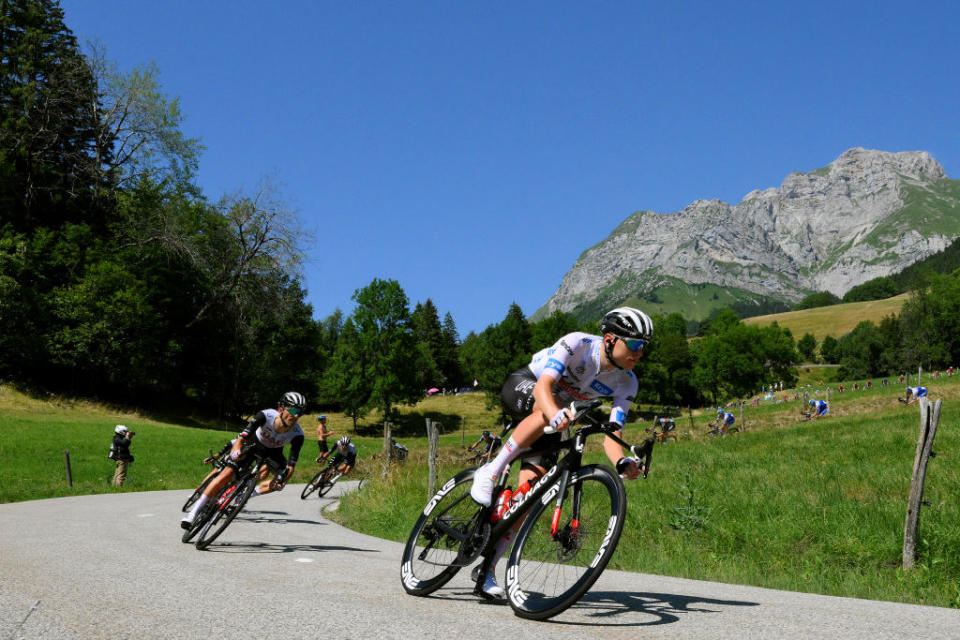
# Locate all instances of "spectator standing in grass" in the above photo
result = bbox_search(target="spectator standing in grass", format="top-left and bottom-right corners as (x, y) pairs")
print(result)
(111, 425), (135, 487)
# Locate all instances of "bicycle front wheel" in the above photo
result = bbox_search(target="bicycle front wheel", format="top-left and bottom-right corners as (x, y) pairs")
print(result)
(506, 464), (626, 620)
(301, 469), (325, 499)
(401, 468), (481, 596)
(182, 472), (217, 512)
(195, 474), (256, 550)
(317, 471), (342, 497)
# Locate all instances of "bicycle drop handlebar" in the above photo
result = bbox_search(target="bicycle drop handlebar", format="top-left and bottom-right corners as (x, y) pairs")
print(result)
(543, 399), (654, 479)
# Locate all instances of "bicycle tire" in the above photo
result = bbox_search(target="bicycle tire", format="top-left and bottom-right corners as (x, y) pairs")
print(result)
(317, 471), (342, 497)
(401, 468), (480, 596)
(195, 473), (257, 550)
(301, 468), (325, 500)
(181, 499), (215, 543)
(506, 464), (626, 620)
(182, 472), (218, 512)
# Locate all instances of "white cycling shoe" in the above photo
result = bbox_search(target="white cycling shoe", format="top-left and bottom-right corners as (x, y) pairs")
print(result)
(471, 565), (504, 599)
(470, 463), (496, 507)
(180, 512), (196, 530)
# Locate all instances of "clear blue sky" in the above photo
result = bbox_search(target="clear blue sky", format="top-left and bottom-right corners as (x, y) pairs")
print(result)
(59, 0), (960, 336)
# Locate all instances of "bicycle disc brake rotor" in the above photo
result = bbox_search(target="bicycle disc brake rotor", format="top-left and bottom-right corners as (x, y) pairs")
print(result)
(554, 523), (585, 563)
(456, 518), (490, 566)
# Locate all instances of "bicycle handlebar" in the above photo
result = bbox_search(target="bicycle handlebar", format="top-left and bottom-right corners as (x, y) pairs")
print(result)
(544, 399), (654, 479)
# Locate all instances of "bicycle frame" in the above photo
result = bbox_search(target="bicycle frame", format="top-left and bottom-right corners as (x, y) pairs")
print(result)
(453, 400), (652, 595)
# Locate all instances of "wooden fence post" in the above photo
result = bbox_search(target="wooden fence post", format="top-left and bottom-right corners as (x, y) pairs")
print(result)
(382, 421), (393, 477)
(903, 397), (942, 570)
(426, 418), (439, 497)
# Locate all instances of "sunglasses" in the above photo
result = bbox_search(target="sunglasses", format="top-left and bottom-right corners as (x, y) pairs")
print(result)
(621, 338), (648, 352)
(285, 406), (304, 417)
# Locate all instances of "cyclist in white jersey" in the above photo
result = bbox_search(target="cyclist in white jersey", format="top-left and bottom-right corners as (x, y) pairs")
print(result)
(468, 307), (652, 598)
(181, 391), (306, 529)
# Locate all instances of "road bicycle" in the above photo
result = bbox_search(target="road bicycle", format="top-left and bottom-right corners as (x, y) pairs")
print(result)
(705, 420), (739, 437)
(181, 449), (225, 512)
(301, 456), (344, 499)
(400, 399), (654, 621)
(645, 417), (677, 444)
(184, 450), (279, 550)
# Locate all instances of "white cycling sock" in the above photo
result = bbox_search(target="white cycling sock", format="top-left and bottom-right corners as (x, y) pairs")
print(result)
(485, 437), (520, 477)
(189, 494), (209, 518)
(490, 532), (513, 567)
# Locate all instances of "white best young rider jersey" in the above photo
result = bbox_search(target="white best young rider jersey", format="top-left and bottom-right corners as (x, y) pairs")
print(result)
(528, 332), (638, 425)
(255, 409), (305, 448)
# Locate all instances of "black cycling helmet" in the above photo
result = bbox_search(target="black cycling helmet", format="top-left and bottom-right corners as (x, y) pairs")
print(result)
(601, 306), (653, 369)
(279, 391), (306, 410)
(601, 307), (654, 342)
(482, 430), (491, 437)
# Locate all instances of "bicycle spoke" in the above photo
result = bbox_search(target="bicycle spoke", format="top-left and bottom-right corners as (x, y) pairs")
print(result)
(507, 465), (625, 620)
(401, 470), (479, 594)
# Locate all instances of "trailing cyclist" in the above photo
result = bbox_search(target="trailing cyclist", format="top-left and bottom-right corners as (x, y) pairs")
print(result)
(904, 386), (928, 405)
(180, 391), (307, 530)
(327, 435), (357, 477)
(808, 398), (829, 419)
(467, 430), (502, 463)
(467, 307), (650, 598)
(715, 408), (736, 432)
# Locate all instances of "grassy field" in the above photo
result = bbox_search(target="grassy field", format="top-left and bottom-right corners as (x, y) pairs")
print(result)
(742, 293), (910, 341)
(331, 376), (960, 609)
(2, 378), (957, 608)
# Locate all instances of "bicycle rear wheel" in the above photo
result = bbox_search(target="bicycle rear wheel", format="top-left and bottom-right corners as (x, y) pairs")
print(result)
(301, 468), (326, 499)
(401, 468), (482, 596)
(317, 471), (342, 497)
(195, 473), (257, 550)
(506, 464), (626, 620)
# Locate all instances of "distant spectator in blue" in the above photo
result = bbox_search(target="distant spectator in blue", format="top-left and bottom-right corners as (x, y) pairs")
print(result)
(904, 386), (928, 405)
(808, 399), (829, 419)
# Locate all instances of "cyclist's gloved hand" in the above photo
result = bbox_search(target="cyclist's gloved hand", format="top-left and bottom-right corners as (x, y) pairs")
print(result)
(547, 408), (573, 432)
(616, 457), (641, 480)
(274, 466), (291, 489)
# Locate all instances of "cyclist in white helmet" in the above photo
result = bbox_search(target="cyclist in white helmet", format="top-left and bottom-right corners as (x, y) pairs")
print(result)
(181, 391), (307, 530)
(467, 306), (652, 598)
(325, 435), (358, 477)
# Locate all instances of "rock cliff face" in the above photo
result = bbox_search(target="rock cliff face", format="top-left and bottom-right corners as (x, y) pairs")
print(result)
(540, 148), (959, 317)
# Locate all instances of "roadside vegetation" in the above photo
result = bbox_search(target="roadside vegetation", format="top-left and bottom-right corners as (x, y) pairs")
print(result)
(3, 377), (958, 608)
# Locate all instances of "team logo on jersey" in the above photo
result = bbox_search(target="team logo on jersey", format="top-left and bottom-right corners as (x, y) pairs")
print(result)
(590, 380), (614, 396)
(559, 339), (575, 356)
(575, 366), (585, 375)
(545, 359), (565, 374)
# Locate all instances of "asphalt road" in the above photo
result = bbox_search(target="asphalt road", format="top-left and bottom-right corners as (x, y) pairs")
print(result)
(1, 482), (957, 640)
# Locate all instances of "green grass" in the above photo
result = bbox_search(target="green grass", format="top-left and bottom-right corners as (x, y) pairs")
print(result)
(742, 293), (910, 342)
(3, 379), (958, 608)
(332, 376), (960, 608)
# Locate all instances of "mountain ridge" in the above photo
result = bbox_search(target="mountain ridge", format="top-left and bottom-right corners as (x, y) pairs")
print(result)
(535, 148), (960, 322)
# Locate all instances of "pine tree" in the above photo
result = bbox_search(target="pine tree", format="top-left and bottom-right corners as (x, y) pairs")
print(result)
(0, 0), (106, 231)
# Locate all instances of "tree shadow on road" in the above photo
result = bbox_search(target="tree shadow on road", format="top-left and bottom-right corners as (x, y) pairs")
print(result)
(551, 590), (759, 627)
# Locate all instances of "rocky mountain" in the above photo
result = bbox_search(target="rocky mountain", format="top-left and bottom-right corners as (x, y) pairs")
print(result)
(535, 148), (960, 322)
